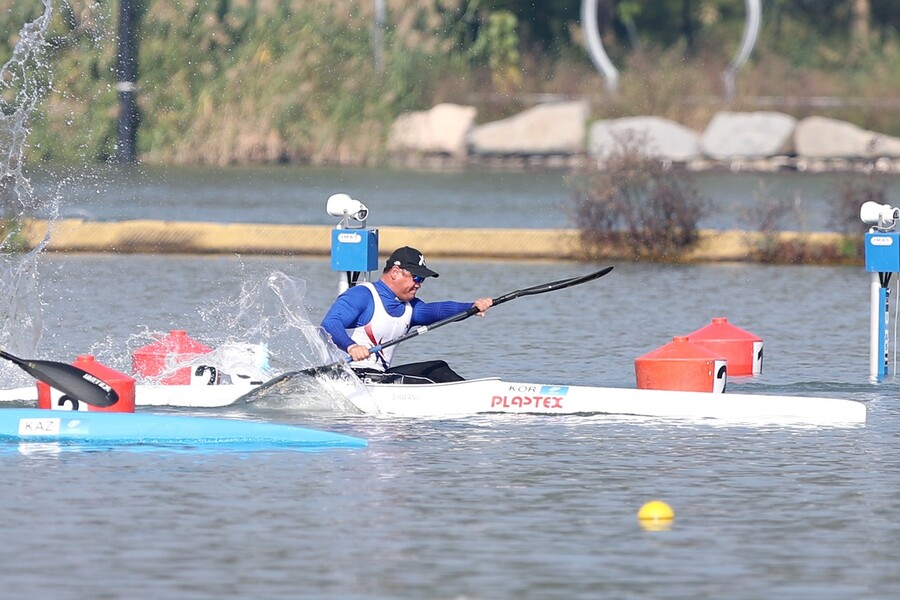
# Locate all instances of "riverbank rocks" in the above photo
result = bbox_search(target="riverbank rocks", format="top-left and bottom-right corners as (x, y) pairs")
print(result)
(589, 116), (700, 162)
(385, 101), (900, 172)
(794, 116), (900, 159)
(387, 103), (477, 158)
(700, 111), (796, 159)
(467, 100), (589, 155)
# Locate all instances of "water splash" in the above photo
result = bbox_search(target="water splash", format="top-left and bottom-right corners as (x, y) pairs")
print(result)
(197, 271), (345, 369)
(118, 270), (367, 413)
(0, 1), (57, 385)
(1, 0), (55, 231)
(197, 271), (366, 412)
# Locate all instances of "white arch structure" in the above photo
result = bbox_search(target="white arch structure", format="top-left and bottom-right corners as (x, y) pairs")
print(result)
(581, 0), (761, 96)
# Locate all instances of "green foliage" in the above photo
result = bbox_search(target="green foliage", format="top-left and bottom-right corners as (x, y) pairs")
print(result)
(469, 10), (521, 90)
(4, 0), (900, 165)
(5, 0), (460, 164)
(0, 218), (28, 253)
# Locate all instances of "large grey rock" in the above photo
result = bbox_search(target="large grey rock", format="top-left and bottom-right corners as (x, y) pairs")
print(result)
(794, 116), (900, 158)
(700, 111), (796, 159)
(467, 101), (589, 155)
(387, 103), (477, 157)
(588, 116), (700, 162)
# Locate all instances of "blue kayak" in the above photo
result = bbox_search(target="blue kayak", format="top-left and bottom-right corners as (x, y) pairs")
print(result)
(0, 408), (367, 450)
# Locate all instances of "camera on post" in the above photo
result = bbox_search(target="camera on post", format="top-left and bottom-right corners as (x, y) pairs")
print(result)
(326, 193), (368, 226)
(860, 201), (900, 231)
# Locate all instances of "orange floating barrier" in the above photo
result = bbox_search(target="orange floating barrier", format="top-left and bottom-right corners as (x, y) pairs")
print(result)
(132, 329), (212, 384)
(37, 354), (135, 413)
(634, 336), (727, 393)
(686, 317), (763, 376)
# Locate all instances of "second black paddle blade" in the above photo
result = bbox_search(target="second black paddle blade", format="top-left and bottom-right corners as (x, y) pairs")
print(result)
(0, 351), (119, 408)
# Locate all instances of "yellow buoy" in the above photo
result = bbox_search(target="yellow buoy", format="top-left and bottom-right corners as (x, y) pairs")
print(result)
(638, 500), (674, 531)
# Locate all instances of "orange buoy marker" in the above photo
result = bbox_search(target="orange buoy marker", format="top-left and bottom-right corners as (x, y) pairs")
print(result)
(132, 329), (212, 384)
(687, 317), (763, 376)
(37, 355), (135, 413)
(634, 336), (727, 393)
(638, 500), (674, 531)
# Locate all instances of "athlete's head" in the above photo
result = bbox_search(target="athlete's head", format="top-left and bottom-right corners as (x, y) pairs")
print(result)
(382, 246), (438, 301)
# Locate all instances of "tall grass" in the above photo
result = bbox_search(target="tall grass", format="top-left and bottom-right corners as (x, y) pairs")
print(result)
(4, 0), (465, 165)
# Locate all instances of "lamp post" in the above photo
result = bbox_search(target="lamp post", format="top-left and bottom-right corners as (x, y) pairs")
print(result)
(116, 0), (137, 164)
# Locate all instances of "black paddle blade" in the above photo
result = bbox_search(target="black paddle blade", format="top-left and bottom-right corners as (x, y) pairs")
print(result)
(235, 362), (346, 404)
(493, 266), (614, 306)
(0, 350), (119, 408)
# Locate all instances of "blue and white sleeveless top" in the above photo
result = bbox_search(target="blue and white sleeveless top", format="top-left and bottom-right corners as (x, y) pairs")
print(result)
(348, 283), (412, 370)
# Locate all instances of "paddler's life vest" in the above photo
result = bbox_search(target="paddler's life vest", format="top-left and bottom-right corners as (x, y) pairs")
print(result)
(347, 282), (412, 371)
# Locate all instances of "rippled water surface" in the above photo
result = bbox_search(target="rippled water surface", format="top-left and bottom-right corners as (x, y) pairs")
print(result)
(2, 252), (899, 600)
(28, 164), (900, 231)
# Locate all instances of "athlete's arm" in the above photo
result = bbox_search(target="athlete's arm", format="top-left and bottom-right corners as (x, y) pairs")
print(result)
(410, 299), (481, 326)
(320, 287), (375, 352)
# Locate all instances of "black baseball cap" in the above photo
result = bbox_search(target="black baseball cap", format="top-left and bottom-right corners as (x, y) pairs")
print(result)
(385, 246), (439, 278)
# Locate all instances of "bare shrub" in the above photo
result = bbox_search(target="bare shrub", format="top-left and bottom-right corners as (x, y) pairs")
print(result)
(567, 133), (709, 261)
(740, 181), (797, 234)
(756, 238), (858, 266)
(829, 175), (889, 234)
(740, 180), (864, 264)
(739, 181), (798, 263)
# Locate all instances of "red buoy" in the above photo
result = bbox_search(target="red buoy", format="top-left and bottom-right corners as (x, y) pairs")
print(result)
(132, 330), (212, 384)
(686, 317), (763, 376)
(634, 337), (727, 393)
(37, 355), (135, 413)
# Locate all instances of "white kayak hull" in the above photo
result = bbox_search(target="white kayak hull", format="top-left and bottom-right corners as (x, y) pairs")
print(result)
(358, 378), (866, 425)
(0, 377), (867, 425)
(0, 384), (244, 409)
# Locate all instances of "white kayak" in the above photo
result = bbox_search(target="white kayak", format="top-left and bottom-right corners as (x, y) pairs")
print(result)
(341, 378), (866, 425)
(0, 376), (867, 426)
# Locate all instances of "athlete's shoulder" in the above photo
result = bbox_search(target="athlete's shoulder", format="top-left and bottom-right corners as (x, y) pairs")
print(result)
(334, 283), (374, 305)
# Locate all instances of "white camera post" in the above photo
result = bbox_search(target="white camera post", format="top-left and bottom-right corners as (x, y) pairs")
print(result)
(861, 201), (900, 381)
(326, 193), (378, 294)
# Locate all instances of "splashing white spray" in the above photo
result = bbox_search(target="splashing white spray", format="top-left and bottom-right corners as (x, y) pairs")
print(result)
(197, 271), (366, 412)
(0, 1), (56, 384)
(116, 270), (367, 413)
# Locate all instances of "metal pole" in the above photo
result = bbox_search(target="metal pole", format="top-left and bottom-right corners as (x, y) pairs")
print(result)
(581, 0), (619, 93)
(870, 272), (882, 381)
(723, 0), (761, 100)
(373, 0), (385, 74)
(116, 0), (137, 164)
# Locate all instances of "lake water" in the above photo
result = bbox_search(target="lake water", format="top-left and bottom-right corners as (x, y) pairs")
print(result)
(26, 164), (900, 232)
(3, 167), (900, 599)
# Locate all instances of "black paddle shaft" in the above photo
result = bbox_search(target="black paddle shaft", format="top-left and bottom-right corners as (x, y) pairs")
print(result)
(0, 350), (119, 408)
(371, 266), (616, 354)
(492, 266), (614, 306)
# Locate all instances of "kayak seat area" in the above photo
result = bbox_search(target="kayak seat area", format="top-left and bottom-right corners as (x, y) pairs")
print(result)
(352, 368), (438, 385)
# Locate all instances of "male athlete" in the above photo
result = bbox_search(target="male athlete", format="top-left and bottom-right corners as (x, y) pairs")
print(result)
(320, 246), (493, 383)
